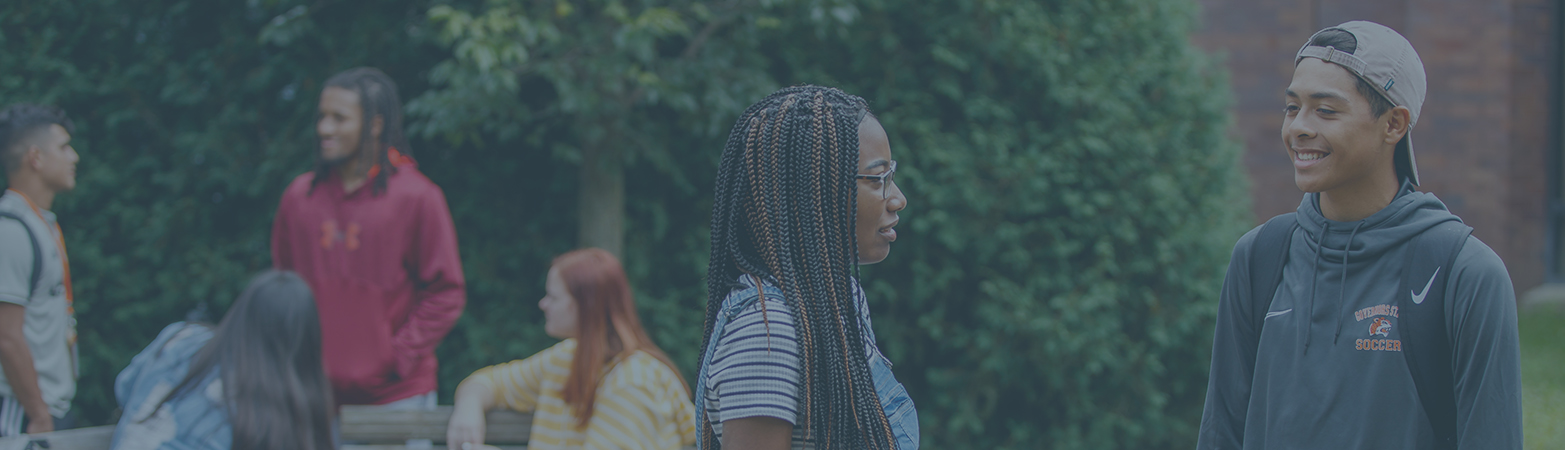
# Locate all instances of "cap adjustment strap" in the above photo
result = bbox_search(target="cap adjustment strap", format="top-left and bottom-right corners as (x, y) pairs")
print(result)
(1298, 45), (1370, 79)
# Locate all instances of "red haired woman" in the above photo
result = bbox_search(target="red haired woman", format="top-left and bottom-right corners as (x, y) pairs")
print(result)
(446, 249), (696, 450)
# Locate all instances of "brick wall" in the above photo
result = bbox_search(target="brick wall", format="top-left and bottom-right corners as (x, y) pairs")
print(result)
(1191, 0), (1558, 291)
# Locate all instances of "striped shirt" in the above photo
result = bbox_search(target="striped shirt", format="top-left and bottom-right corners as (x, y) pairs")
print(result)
(472, 339), (697, 450)
(702, 277), (879, 449)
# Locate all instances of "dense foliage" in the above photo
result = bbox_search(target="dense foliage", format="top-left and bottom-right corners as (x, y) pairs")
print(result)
(0, 0), (1248, 448)
(764, 1), (1252, 446)
(0, 0), (451, 426)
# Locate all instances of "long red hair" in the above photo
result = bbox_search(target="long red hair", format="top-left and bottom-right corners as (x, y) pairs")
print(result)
(553, 248), (689, 428)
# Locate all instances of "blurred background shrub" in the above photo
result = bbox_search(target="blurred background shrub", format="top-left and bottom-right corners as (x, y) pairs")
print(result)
(0, 0), (1248, 448)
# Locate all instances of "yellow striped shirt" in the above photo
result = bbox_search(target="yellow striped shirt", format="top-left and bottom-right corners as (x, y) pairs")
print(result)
(472, 339), (697, 450)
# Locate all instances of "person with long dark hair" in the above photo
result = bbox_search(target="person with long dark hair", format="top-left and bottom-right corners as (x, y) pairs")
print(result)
(696, 85), (917, 450)
(446, 249), (696, 450)
(271, 67), (466, 409)
(110, 270), (334, 450)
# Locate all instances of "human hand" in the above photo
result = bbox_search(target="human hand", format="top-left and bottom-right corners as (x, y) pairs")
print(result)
(24, 414), (53, 434)
(392, 343), (419, 382)
(446, 403), (486, 450)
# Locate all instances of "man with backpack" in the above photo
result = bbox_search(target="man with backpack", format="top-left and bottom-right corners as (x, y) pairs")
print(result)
(0, 104), (80, 436)
(1197, 22), (1522, 449)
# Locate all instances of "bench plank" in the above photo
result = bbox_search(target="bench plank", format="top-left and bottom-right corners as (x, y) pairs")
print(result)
(0, 413), (690, 450)
(0, 425), (114, 450)
(340, 405), (532, 444)
(342, 446), (525, 450)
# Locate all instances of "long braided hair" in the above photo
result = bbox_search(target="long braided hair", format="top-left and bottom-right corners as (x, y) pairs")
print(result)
(701, 85), (896, 450)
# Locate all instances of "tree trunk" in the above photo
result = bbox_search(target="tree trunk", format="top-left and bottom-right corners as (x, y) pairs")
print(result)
(577, 141), (624, 257)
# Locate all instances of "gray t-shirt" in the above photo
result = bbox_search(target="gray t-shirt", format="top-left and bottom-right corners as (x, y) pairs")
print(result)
(0, 191), (76, 416)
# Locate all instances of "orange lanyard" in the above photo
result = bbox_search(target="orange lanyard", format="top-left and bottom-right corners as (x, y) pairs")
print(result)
(6, 189), (73, 306)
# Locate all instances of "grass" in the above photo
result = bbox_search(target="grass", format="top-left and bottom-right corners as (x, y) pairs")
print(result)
(1521, 309), (1565, 449)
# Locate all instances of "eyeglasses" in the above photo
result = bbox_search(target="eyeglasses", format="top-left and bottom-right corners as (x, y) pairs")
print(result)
(854, 160), (897, 199)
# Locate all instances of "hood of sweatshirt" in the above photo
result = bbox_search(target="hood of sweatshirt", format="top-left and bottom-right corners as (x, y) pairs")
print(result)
(1291, 182), (1464, 353)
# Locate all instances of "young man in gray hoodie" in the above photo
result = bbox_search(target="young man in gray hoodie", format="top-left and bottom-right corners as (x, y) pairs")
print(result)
(1196, 22), (1522, 449)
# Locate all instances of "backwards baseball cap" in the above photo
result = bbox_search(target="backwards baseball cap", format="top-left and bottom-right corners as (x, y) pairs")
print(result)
(1295, 21), (1427, 185)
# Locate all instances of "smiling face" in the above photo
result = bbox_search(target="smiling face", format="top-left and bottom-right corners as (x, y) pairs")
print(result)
(540, 267), (580, 339)
(317, 86), (365, 164)
(1281, 58), (1404, 194)
(28, 124), (79, 193)
(854, 116), (907, 265)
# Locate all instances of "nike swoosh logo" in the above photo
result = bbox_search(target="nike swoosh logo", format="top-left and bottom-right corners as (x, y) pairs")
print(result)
(1411, 267), (1441, 305)
(1264, 309), (1293, 319)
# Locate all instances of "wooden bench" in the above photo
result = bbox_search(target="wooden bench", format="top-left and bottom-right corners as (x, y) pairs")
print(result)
(0, 426), (112, 450)
(0, 405), (535, 450)
(337, 406), (694, 450)
(339, 405), (532, 449)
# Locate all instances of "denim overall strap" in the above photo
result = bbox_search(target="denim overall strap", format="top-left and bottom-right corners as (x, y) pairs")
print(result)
(870, 348), (920, 450)
(695, 283), (784, 450)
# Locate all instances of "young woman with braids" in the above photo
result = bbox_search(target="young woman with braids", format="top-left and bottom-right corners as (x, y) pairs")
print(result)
(446, 249), (697, 450)
(696, 85), (916, 450)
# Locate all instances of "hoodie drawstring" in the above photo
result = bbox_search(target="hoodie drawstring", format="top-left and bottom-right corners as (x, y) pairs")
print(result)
(1332, 221), (1365, 344)
(1302, 220), (1327, 355)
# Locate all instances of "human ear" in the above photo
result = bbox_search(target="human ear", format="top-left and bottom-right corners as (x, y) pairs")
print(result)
(25, 146), (41, 169)
(1384, 106), (1412, 145)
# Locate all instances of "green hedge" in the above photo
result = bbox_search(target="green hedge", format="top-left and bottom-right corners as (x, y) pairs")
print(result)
(0, 1), (1248, 448)
(0, 0), (455, 425)
(761, 1), (1252, 446)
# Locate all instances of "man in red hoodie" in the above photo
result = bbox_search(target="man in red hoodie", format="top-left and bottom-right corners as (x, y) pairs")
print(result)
(271, 67), (465, 407)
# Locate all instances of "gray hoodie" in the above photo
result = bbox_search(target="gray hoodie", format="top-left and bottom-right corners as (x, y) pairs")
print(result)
(1197, 188), (1522, 450)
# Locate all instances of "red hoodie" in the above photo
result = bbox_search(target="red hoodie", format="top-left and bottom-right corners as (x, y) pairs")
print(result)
(271, 156), (466, 405)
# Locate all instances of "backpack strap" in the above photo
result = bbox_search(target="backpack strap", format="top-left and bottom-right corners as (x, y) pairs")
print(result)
(0, 211), (42, 297)
(1248, 213), (1298, 329)
(1398, 220), (1472, 450)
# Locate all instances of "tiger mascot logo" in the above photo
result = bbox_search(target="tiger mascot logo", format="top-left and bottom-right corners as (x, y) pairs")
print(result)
(1369, 317), (1393, 337)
